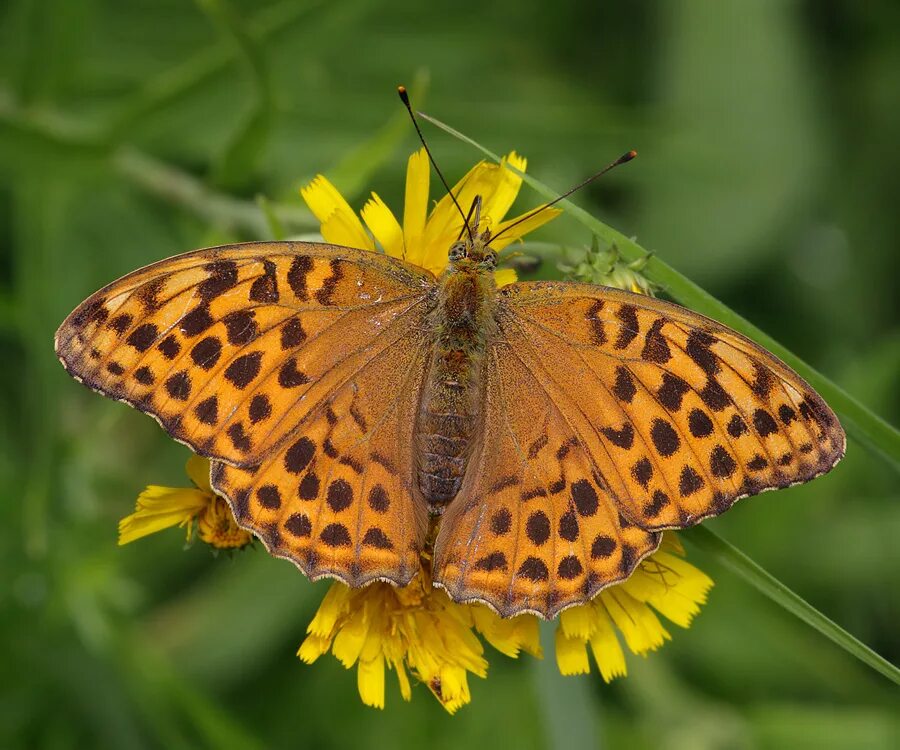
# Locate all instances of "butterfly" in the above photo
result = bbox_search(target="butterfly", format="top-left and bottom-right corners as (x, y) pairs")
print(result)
(55, 229), (845, 618)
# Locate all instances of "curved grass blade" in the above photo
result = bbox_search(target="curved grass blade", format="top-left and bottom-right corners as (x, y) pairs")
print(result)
(684, 526), (900, 686)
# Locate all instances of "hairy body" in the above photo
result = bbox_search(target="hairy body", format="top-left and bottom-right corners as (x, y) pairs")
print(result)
(416, 261), (497, 510)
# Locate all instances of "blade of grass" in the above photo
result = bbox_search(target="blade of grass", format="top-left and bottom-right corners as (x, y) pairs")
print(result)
(531, 621), (599, 750)
(684, 525), (900, 686)
(114, 147), (314, 236)
(420, 113), (900, 472)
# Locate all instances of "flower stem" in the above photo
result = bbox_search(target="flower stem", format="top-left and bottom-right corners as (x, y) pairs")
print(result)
(420, 113), (900, 472)
(683, 525), (900, 686)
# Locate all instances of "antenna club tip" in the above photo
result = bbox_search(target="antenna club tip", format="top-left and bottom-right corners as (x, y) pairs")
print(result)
(397, 85), (410, 104)
(623, 149), (638, 162)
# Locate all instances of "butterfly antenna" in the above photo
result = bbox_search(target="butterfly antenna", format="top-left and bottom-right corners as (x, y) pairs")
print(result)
(491, 150), (637, 245)
(398, 85), (475, 244)
(456, 196), (482, 240)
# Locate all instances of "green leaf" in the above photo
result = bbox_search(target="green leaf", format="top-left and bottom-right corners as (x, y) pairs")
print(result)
(684, 525), (900, 686)
(420, 113), (900, 472)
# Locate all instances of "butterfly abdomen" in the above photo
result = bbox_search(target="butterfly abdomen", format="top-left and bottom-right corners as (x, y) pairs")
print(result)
(416, 269), (497, 511)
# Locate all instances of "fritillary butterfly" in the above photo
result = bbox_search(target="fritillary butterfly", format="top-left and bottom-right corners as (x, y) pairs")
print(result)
(56, 231), (844, 618)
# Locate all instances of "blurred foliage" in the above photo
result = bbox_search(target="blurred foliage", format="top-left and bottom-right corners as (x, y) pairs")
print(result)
(1, 0), (898, 748)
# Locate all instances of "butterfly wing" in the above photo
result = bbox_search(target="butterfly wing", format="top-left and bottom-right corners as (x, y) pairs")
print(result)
(57, 241), (436, 586)
(432, 335), (663, 618)
(496, 281), (845, 530)
(210, 310), (432, 587)
(433, 281), (844, 618)
(55, 241), (434, 466)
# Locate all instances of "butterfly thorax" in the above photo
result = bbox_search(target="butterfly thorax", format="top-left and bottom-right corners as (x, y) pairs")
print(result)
(416, 257), (498, 512)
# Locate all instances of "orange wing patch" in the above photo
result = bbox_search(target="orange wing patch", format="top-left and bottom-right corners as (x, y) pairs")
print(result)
(497, 281), (845, 531)
(211, 321), (432, 587)
(57, 241), (436, 587)
(55, 242), (434, 467)
(433, 344), (662, 619)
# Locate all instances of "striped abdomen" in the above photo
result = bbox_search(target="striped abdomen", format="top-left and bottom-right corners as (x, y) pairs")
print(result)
(416, 269), (496, 510)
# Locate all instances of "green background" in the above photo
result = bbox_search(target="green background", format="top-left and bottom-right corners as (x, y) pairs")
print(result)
(1, 1), (897, 748)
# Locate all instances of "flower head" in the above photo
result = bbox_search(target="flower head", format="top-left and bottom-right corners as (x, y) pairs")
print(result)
(118, 455), (251, 550)
(300, 149), (561, 286)
(298, 563), (540, 713)
(560, 237), (658, 296)
(554, 535), (713, 681)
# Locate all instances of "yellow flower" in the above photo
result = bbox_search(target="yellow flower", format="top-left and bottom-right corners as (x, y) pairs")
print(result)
(118, 455), (251, 550)
(554, 534), (713, 681)
(298, 563), (540, 713)
(300, 149), (561, 286)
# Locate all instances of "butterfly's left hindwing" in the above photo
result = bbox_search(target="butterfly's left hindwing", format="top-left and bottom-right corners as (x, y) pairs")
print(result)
(210, 314), (433, 588)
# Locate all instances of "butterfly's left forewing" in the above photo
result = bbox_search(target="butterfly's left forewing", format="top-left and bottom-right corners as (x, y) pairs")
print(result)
(55, 242), (433, 467)
(57, 241), (437, 586)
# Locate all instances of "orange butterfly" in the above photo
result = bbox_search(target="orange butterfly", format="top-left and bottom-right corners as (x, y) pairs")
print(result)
(55, 223), (844, 618)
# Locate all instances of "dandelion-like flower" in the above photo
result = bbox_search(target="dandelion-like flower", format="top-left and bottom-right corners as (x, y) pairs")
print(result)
(297, 561), (541, 713)
(301, 148), (560, 286)
(118, 455), (251, 549)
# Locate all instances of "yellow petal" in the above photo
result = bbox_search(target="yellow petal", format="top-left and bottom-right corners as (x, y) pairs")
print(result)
(434, 665), (472, 714)
(305, 582), (351, 637)
(639, 552), (714, 628)
(357, 655), (386, 709)
(403, 148), (430, 264)
(185, 455), (212, 493)
(300, 175), (373, 250)
(481, 152), (528, 228)
(361, 192), (404, 259)
(555, 629), (591, 676)
(588, 608), (627, 683)
(471, 606), (540, 658)
(393, 658), (412, 702)
(422, 160), (498, 266)
(492, 206), (562, 251)
(492, 268), (518, 288)
(297, 634), (331, 664)
(117, 486), (209, 545)
(332, 607), (369, 667)
(601, 590), (670, 655)
(559, 604), (595, 640)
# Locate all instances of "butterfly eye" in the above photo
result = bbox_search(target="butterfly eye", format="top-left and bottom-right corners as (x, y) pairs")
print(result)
(448, 243), (467, 262)
(482, 251), (497, 269)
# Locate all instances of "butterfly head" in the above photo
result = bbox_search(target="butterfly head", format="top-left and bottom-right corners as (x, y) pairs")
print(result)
(447, 229), (498, 273)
